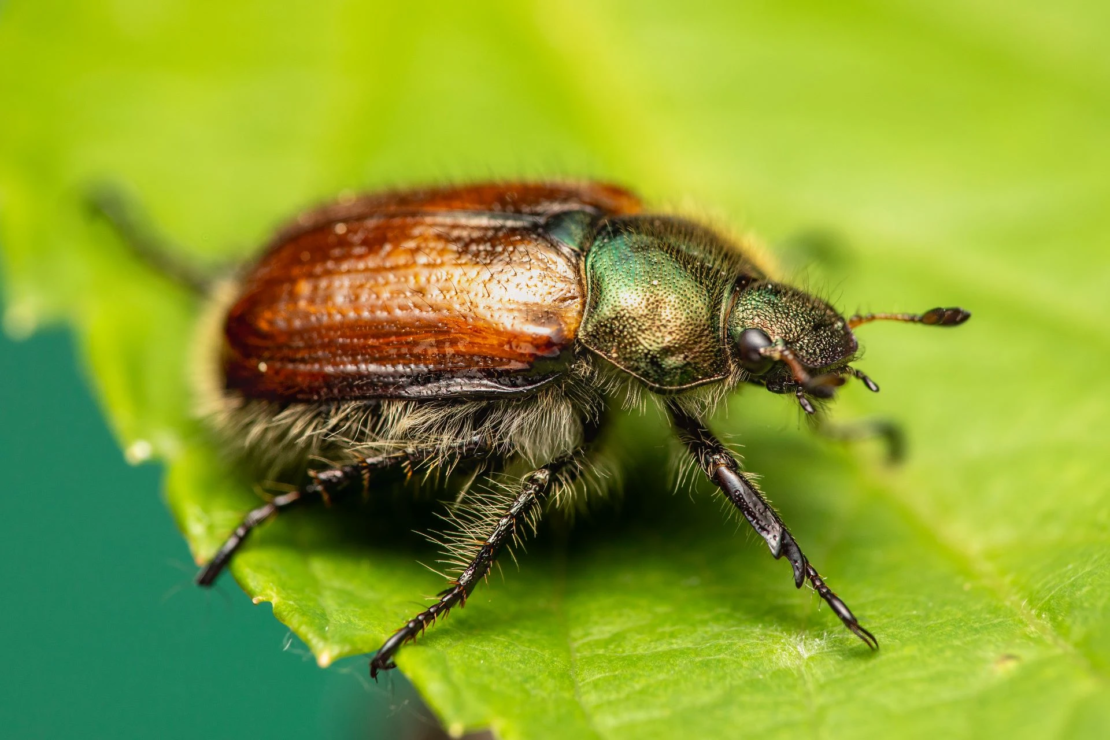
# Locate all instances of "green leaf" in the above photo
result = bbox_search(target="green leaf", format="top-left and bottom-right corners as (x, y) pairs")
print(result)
(3, 2), (1108, 739)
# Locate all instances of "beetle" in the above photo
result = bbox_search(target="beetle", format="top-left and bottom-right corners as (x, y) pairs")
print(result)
(92, 181), (969, 677)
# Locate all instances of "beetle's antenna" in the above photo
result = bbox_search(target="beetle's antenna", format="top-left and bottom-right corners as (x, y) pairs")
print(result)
(848, 306), (970, 329)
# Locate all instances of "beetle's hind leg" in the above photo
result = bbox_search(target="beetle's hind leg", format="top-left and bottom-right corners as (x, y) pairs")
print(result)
(369, 454), (577, 678)
(85, 183), (217, 294)
(667, 403), (878, 650)
(197, 439), (488, 587)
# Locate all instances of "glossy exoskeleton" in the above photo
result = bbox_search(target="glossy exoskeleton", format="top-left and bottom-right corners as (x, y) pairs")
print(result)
(94, 181), (970, 677)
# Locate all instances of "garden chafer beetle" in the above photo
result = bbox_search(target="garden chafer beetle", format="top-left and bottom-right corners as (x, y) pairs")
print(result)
(93, 181), (970, 676)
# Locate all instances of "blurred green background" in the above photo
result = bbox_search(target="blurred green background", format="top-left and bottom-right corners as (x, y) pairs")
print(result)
(2, 1), (1108, 739)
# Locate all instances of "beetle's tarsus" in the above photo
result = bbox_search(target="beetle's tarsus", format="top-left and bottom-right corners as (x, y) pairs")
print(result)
(369, 656), (396, 680)
(195, 493), (295, 587)
(851, 623), (880, 651)
(803, 562), (878, 650)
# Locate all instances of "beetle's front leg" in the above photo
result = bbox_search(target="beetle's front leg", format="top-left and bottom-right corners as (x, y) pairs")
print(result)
(369, 455), (575, 678)
(667, 403), (878, 649)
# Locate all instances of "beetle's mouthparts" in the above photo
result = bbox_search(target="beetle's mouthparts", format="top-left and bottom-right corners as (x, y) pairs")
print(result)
(848, 366), (880, 393)
(762, 347), (887, 415)
(760, 345), (848, 413)
(804, 373), (845, 399)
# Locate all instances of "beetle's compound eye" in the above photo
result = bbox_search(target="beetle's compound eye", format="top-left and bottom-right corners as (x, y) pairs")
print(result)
(736, 328), (774, 375)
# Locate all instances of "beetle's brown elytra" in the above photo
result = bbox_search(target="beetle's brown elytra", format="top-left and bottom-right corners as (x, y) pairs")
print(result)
(91, 181), (970, 677)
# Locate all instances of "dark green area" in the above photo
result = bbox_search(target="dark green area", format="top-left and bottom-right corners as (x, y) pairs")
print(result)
(0, 327), (432, 739)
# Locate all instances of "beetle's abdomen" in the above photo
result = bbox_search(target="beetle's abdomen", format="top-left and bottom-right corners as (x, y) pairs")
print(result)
(223, 213), (586, 401)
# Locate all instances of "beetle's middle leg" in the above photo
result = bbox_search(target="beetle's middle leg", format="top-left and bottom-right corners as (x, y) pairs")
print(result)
(196, 437), (488, 587)
(667, 403), (878, 649)
(369, 454), (576, 678)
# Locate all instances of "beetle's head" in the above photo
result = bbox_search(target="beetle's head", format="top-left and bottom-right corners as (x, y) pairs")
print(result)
(727, 280), (970, 413)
